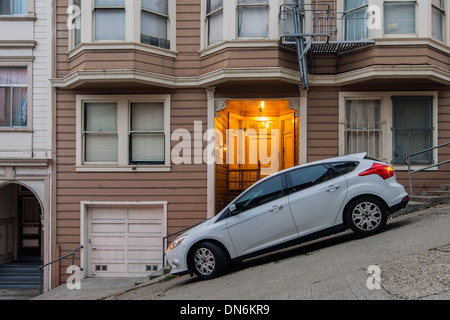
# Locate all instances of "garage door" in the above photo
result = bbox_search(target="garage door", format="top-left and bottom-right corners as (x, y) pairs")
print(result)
(87, 204), (166, 277)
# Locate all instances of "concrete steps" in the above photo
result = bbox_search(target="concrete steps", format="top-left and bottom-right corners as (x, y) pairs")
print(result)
(402, 185), (450, 214)
(0, 260), (42, 289)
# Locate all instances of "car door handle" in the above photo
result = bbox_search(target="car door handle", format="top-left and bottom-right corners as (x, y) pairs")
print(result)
(270, 205), (284, 213)
(326, 185), (341, 192)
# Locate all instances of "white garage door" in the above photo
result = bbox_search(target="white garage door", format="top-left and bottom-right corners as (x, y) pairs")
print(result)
(88, 204), (166, 277)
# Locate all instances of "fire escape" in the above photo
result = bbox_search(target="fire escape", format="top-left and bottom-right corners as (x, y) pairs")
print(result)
(279, 0), (376, 90)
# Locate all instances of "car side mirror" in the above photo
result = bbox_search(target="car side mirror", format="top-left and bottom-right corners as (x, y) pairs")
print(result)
(229, 204), (238, 215)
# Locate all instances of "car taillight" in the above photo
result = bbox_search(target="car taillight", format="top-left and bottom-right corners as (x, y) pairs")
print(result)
(359, 163), (395, 180)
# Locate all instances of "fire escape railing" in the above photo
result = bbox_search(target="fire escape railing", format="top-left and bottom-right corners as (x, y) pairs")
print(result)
(279, 0), (375, 89)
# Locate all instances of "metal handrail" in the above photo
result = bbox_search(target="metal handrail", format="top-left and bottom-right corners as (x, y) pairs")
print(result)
(161, 220), (208, 268)
(38, 245), (83, 294)
(403, 142), (450, 195)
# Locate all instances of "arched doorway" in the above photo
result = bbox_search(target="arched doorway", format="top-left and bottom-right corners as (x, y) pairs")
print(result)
(0, 182), (43, 264)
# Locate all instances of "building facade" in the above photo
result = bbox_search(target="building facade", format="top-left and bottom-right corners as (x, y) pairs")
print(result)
(0, 0), (52, 272)
(48, 0), (450, 288)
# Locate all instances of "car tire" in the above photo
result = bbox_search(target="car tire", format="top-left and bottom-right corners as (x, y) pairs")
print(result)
(345, 197), (388, 237)
(190, 242), (227, 280)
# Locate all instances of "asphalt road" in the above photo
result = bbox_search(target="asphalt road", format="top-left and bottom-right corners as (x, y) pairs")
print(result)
(112, 204), (450, 300)
(32, 204), (449, 301)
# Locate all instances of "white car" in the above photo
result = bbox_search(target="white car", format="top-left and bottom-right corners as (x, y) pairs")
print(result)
(165, 153), (409, 280)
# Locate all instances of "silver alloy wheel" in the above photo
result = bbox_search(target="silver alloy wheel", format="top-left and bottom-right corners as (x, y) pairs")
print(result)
(351, 201), (382, 231)
(194, 247), (216, 276)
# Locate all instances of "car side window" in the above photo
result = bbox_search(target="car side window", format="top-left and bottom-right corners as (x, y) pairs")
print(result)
(329, 162), (359, 175)
(288, 165), (332, 193)
(234, 175), (284, 212)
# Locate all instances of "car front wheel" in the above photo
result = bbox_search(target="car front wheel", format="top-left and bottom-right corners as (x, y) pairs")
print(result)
(190, 242), (227, 280)
(345, 197), (388, 236)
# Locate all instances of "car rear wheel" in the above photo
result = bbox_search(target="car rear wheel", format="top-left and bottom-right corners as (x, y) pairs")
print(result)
(190, 242), (227, 280)
(345, 197), (388, 236)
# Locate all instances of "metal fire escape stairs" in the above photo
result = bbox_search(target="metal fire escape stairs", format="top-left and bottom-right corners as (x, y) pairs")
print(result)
(279, 0), (376, 90)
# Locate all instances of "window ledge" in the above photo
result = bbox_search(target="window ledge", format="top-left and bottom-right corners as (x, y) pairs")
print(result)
(0, 15), (36, 21)
(75, 165), (171, 172)
(67, 42), (178, 60)
(199, 40), (279, 58)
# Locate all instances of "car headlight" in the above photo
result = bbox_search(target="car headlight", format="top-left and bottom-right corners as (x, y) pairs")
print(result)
(167, 235), (188, 253)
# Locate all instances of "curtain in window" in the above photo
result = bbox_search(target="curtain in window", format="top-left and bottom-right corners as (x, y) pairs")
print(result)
(238, 0), (269, 38)
(0, 68), (27, 127)
(345, 99), (381, 159)
(384, 2), (416, 35)
(0, 0), (27, 15)
(84, 102), (118, 162)
(207, 0), (223, 45)
(130, 102), (165, 164)
(392, 97), (433, 164)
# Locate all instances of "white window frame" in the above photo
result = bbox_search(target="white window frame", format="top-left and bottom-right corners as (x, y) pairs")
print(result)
(339, 91), (438, 171)
(76, 94), (171, 172)
(431, 0), (446, 42)
(382, 0), (418, 37)
(200, 0), (281, 53)
(0, 62), (33, 132)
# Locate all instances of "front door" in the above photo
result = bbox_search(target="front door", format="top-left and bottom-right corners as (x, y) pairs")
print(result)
(19, 196), (41, 257)
(226, 174), (298, 257)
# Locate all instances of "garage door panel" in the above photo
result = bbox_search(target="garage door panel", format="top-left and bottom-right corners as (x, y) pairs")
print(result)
(128, 223), (163, 234)
(88, 205), (165, 278)
(91, 208), (126, 220)
(90, 236), (125, 246)
(92, 223), (126, 233)
(128, 236), (160, 247)
(128, 207), (163, 220)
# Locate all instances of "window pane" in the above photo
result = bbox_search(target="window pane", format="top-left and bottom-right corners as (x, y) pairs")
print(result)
(0, 68), (27, 127)
(208, 10), (223, 45)
(238, 0), (268, 4)
(142, 0), (168, 15)
(130, 133), (165, 163)
(12, 0), (27, 14)
(84, 102), (118, 162)
(95, 9), (125, 40)
(289, 165), (332, 193)
(0, 1), (11, 14)
(345, 7), (368, 41)
(141, 10), (168, 48)
(393, 97), (433, 163)
(84, 102), (117, 132)
(432, 7), (444, 41)
(345, 99), (381, 159)
(207, 0), (223, 13)
(85, 133), (118, 162)
(131, 102), (164, 132)
(345, 0), (367, 11)
(94, 0), (125, 6)
(235, 175), (283, 212)
(238, 6), (268, 37)
(130, 102), (165, 164)
(384, 2), (416, 34)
